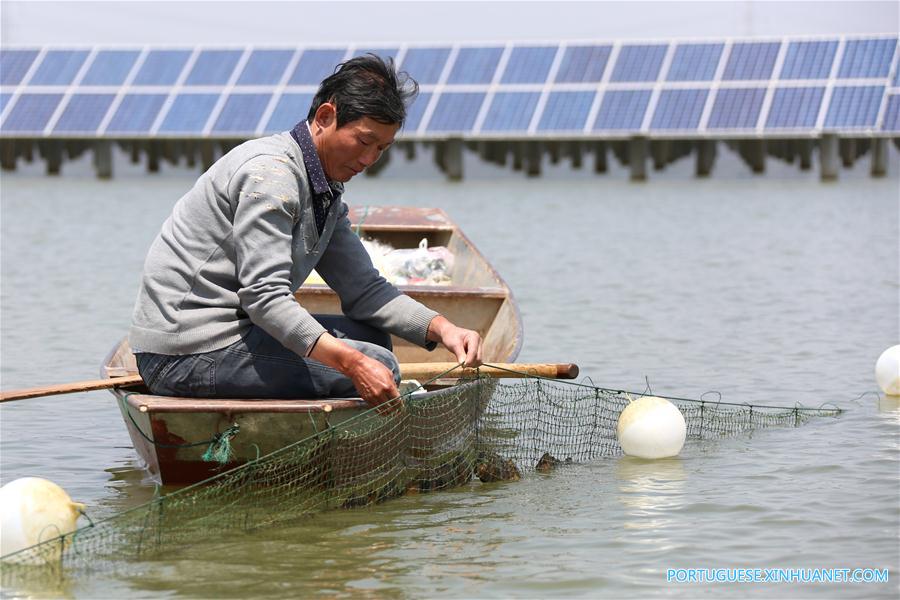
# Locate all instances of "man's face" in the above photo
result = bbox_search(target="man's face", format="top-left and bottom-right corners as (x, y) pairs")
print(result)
(310, 103), (400, 183)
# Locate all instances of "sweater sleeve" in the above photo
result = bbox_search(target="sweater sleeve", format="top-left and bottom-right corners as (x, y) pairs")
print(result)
(229, 156), (326, 356)
(315, 202), (439, 349)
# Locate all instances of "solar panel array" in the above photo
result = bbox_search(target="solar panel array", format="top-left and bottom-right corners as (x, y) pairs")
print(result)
(1, 36), (898, 139)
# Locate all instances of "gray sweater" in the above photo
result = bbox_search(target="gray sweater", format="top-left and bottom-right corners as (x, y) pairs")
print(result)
(130, 131), (438, 357)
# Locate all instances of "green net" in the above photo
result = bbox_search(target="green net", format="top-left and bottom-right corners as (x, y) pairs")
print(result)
(0, 373), (842, 584)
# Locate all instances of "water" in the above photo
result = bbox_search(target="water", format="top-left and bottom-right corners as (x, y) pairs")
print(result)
(1, 151), (898, 598)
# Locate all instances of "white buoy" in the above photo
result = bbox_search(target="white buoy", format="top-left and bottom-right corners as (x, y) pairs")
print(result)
(1, 477), (85, 564)
(875, 345), (900, 397)
(617, 396), (687, 459)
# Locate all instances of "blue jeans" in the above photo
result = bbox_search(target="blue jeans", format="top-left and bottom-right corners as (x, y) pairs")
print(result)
(135, 316), (400, 399)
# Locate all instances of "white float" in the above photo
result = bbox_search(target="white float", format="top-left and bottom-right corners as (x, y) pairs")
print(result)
(875, 345), (900, 397)
(1, 477), (85, 564)
(617, 396), (687, 459)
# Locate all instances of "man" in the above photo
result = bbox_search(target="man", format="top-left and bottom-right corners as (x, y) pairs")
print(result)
(130, 55), (482, 410)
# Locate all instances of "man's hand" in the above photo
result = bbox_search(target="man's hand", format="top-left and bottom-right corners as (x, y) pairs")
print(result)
(427, 315), (483, 368)
(309, 333), (399, 410)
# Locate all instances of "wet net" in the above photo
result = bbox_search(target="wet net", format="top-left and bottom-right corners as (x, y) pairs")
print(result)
(0, 371), (842, 583)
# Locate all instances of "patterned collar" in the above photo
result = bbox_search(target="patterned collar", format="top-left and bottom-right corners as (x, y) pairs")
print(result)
(290, 121), (343, 198)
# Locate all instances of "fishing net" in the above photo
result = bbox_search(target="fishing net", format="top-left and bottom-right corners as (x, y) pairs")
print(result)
(0, 372), (842, 584)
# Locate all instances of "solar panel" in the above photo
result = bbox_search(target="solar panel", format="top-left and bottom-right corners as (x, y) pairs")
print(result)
(53, 93), (115, 132)
(480, 91), (541, 131)
(132, 50), (191, 86)
(666, 43), (723, 81)
(184, 50), (242, 86)
(426, 92), (485, 131)
(29, 50), (89, 85)
(537, 91), (595, 131)
(1, 93), (63, 132)
(157, 93), (219, 133)
(650, 88), (708, 129)
(264, 92), (313, 132)
(882, 94), (900, 131)
(399, 47), (451, 85)
(779, 41), (837, 80)
(402, 91), (431, 132)
(105, 93), (167, 133)
(593, 89), (651, 130)
(236, 50), (294, 86)
(446, 47), (503, 84)
(722, 42), (780, 80)
(838, 38), (896, 78)
(765, 87), (825, 128)
(824, 85), (884, 128)
(288, 49), (346, 85)
(80, 50), (140, 86)
(895, 61), (900, 87)
(211, 93), (271, 133)
(1, 49), (39, 85)
(707, 88), (766, 129)
(0, 93), (11, 114)
(610, 44), (667, 82)
(554, 45), (611, 83)
(351, 48), (400, 61)
(501, 45), (557, 84)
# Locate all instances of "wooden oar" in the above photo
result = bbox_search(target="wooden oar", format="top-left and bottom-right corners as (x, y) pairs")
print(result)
(0, 362), (579, 403)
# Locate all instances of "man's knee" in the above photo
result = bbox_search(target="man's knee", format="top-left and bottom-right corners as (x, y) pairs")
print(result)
(366, 344), (401, 384)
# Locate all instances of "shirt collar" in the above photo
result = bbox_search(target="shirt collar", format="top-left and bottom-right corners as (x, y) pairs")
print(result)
(290, 120), (332, 197)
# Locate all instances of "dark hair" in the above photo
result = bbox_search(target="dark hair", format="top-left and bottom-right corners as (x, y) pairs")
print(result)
(306, 54), (418, 128)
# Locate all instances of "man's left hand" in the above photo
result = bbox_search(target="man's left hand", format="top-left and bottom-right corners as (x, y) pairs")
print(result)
(427, 315), (483, 368)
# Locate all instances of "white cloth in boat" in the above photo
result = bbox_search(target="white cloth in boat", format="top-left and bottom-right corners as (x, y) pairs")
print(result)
(129, 130), (438, 358)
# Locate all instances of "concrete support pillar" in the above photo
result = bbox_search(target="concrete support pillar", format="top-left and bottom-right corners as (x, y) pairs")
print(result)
(511, 142), (524, 171)
(798, 139), (813, 170)
(839, 138), (856, 167)
(696, 140), (716, 177)
(200, 142), (215, 172)
(650, 140), (670, 170)
(403, 141), (416, 161)
(744, 140), (765, 173)
(1, 141), (16, 171)
(820, 134), (838, 181)
(568, 142), (583, 169)
(19, 140), (34, 163)
(871, 138), (888, 177)
(42, 141), (62, 175)
(593, 141), (608, 173)
(129, 142), (141, 164)
(546, 141), (561, 165)
(489, 141), (507, 166)
(629, 137), (647, 181)
(444, 138), (463, 181)
(524, 141), (541, 177)
(93, 141), (113, 179)
(147, 141), (161, 173)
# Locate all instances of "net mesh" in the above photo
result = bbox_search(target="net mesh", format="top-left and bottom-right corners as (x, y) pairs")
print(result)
(0, 375), (842, 583)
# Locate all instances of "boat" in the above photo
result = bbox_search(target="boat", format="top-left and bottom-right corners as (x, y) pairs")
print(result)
(102, 206), (523, 485)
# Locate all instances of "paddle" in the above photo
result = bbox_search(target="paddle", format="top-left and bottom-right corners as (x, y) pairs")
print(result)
(0, 362), (579, 403)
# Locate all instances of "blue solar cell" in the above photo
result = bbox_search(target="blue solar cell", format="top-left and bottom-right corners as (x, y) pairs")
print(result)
(610, 44), (667, 82)
(537, 91), (595, 131)
(554, 45), (611, 83)
(185, 50), (242, 86)
(650, 88), (708, 129)
(1, 93), (62, 132)
(426, 92), (485, 131)
(446, 47), (503, 84)
(264, 93), (313, 132)
(400, 47), (451, 84)
(403, 91), (431, 132)
(722, 42), (780, 80)
(707, 88), (766, 129)
(838, 38), (896, 78)
(779, 41), (837, 80)
(80, 50), (140, 86)
(288, 49), (346, 85)
(133, 50), (191, 86)
(158, 94), (219, 133)
(105, 93), (167, 133)
(593, 90), (652, 130)
(666, 43), (723, 81)
(236, 50), (294, 85)
(824, 85), (884, 128)
(882, 94), (900, 131)
(501, 46), (557, 84)
(53, 93), (115, 132)
(351, 48), (400, 61)
(0, 93), (11, 114)
(212, 93), (271, 133)
(1, 49), (39, 85)
(29, 50), (89, 85)
(481, 92), (541, 131)
(895, 61), (900, 87)
(765, 87), (825, 128)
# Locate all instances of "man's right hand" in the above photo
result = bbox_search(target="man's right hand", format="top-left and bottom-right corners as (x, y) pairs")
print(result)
(308, 332), (400, 410)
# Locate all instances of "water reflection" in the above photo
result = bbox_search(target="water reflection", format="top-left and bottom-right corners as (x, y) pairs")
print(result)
(615, 456), (686, 536)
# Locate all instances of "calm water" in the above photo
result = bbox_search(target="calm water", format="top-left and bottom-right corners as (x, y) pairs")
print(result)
(1, 150), (898, 598)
